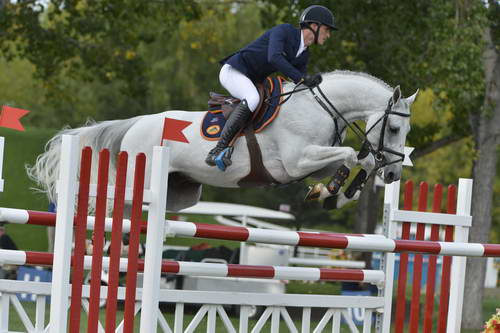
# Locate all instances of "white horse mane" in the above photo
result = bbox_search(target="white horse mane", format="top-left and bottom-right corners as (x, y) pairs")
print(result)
(284, 70), (394, 93)
(325, 70), (393, 92)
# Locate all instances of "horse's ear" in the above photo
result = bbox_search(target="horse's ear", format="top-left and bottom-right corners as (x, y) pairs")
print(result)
(392, 85), (401, 104)
(405, 89), (419, 105)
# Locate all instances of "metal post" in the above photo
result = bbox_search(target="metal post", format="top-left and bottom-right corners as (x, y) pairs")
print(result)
(0, 293), (10, 332)
(139, 146), (170, 333)
(49, 135), (80, 333)
(240, 215), (248, 264)
(446, 178), (473, 333)
(378, 180), (400, 333)
(0, 137), (4, 193)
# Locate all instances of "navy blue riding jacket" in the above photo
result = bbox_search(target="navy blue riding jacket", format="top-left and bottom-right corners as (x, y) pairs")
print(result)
(220, 24), (309, 84)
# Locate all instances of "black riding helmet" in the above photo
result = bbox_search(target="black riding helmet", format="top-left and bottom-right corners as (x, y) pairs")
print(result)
(300, 5), (337, 44)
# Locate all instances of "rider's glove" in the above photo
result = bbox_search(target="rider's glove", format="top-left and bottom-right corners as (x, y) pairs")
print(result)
(301, 73), (323, 88)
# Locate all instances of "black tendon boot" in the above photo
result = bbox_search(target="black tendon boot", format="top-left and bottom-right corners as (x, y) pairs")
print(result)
(205, 100), (252, 169)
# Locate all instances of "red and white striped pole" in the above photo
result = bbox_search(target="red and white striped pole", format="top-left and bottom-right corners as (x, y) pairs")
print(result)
(3, 207), (499, 257)
(0, 249), (385, 284)
(0, 207), (147, 233)
(165, 221), (500, 257)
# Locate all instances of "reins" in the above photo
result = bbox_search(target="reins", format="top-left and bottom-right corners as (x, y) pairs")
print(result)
(314, 85), (410, 168)
(267, 85), (310, 106)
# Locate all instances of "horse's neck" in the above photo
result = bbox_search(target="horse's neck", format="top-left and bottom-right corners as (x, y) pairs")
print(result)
(280, 75), (392, 143)
(322, 76), (392, 123)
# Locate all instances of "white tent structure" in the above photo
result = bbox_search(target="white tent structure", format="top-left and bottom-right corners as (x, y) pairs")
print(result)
(177, 201), (295, 220)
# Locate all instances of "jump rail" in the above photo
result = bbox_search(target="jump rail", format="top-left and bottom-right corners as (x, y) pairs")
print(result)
(0, 249), (385, 284)
(2, 208), (497, 257)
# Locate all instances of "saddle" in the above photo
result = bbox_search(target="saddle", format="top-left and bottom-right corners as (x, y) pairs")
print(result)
(207, 84), (265, 115)
(206, 79), (269, 129)
(204, 76), (286, 187)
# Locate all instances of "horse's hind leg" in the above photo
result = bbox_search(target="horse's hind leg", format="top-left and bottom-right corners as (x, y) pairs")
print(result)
(122, 204), (133, 252)
(165, 172), (202, 212)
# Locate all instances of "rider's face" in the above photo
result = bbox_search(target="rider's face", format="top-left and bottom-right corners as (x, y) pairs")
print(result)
(317, 25), (331, 45)
(303, 24), (332, 46)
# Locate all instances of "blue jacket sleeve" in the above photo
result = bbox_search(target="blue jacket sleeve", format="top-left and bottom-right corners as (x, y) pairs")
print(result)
(267, 25), (305, 83)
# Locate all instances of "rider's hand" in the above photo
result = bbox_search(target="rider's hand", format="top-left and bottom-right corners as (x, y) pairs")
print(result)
(301, 73), (322, 88)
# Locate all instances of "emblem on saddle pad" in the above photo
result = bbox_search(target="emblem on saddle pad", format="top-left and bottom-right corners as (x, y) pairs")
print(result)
(201, 76), (286, 140)
(206, 125), (221, 136)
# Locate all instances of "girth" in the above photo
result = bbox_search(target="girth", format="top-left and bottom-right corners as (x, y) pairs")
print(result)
(237, 124), (280, 188)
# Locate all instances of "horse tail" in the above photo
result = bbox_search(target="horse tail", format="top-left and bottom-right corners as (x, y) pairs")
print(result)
(26, 117), (140, 204)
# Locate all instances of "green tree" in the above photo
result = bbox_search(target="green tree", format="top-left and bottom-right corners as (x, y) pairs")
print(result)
(156, 1), (264, 111)
(462, 0), (500, 328)
(0, 0), (200, 125)
(261, 1), (497, 327)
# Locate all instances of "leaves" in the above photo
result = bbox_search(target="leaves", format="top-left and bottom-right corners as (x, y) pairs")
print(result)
(1, 0), (200, 107)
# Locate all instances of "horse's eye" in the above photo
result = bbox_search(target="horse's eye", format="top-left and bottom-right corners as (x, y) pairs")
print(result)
(389, 126), (400, 134)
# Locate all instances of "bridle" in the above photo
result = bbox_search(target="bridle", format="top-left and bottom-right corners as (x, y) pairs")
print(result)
(315, 86), (410, 169)
(309, 85), (410, 199)
(270, 84), (410, 170)
(265, 80), (411, 198)
(266, 80), (411, 186)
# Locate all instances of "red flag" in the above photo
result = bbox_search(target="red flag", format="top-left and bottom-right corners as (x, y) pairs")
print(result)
(0, 106), (30, 131)
(162, 117), (192, 144)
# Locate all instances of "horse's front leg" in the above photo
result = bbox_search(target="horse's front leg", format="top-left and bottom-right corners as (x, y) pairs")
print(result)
(285, 145), (359, 178)
(304, 147), (376, 208)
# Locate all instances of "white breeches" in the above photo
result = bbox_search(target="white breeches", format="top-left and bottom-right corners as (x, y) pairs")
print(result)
(219, 64), (260, 112)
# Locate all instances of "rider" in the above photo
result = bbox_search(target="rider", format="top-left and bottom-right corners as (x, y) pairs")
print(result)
(205, 5), (337, 168)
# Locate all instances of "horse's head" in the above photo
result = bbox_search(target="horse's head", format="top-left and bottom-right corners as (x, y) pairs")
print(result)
(365, 86), (418, 183)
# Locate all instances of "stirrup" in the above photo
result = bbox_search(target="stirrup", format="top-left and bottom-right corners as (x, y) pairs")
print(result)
(205, 148), (222, 166)
(215, 147), (234, 171)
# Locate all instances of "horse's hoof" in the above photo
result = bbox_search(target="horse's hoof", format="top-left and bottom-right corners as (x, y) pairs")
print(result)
(304, 183), (324, 201)
(323, 195), (338, 210)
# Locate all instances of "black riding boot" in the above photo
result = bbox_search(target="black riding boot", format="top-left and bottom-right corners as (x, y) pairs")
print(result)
(205, 100), (252, 168)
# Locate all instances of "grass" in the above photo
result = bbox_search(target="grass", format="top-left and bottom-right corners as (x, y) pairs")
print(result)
(1, 127), (57, 251)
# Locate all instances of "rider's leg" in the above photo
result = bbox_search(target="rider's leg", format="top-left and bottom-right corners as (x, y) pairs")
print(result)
(218, 64), (260, 111)
(205, 100), (252, 166)
(205, 65), (259, 167)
